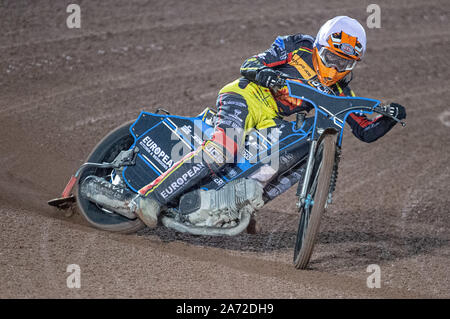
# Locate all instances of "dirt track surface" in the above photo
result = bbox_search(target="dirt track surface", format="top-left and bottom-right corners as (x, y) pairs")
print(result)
(0, 0), (449, 298)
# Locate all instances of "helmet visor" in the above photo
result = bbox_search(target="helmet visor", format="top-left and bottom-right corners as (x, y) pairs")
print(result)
(319, 47), (357, 72)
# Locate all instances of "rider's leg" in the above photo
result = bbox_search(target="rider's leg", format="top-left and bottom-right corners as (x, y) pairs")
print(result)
(136, 93), (249, 228)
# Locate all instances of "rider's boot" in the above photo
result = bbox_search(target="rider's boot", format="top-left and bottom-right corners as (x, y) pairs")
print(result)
(135, 194), (161, 228)
(246, 215), (261, 234)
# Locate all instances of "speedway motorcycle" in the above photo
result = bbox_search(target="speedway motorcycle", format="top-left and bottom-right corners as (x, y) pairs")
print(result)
(49, 79), (405, 269)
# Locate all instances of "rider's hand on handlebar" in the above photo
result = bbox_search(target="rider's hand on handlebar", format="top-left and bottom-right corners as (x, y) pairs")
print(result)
(382, 103), (406, 120)
(255, 68), (282, 89)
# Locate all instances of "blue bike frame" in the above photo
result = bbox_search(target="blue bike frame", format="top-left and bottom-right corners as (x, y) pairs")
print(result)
(286, 80), (381, 145)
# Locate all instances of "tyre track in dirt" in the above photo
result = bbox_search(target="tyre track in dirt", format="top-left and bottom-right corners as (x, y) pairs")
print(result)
(0, 207), (426, 298)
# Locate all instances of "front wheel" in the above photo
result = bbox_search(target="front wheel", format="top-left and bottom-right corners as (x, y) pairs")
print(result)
(76, 121), (145, 233)
(293, 133), (337, 269)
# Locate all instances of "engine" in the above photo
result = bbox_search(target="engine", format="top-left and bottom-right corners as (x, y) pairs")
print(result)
(177, 178), (264, 228)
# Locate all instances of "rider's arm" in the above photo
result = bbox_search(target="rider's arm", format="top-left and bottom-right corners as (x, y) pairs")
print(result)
(240, 34), (314, 82)
(339, 84), (397, 143)
(346, 112), (397, 143)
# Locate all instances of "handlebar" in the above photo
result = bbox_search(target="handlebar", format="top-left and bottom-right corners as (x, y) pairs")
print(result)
(333, 105), (406, 126)
(274, 74), (406, 127)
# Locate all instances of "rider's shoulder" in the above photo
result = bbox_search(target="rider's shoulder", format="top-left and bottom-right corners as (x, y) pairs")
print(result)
(273, 33), (315, 51)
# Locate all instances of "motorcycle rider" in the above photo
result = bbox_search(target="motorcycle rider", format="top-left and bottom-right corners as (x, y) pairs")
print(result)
(136, 15), (407, 228)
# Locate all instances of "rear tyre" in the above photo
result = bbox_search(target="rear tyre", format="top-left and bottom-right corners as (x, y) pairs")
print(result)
(76, 121), (145, 233)
(293, 134), (337, 269)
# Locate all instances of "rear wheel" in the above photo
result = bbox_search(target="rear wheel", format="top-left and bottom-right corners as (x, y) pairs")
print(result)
(76, 121), (145, 233)
(293, 134), (337, 269)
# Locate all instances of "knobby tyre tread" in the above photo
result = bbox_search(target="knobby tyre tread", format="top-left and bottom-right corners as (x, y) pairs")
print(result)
(294, 133), (337, 269)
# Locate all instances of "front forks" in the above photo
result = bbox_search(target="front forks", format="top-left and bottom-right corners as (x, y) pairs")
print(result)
(296, 139), (318, 208)
(296, 137), (340, 210)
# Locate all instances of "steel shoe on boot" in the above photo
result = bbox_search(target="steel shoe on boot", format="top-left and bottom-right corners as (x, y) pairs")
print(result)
(246, 215), (261, 234)
(135, 195), (161, 228)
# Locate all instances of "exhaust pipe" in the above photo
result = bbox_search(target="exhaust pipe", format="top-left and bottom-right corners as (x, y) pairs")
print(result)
(80, 175), (254, 235)
(79, 176), (138, 219)
(160, 208), (252, 236)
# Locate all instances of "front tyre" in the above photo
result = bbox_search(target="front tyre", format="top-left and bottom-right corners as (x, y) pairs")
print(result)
(293, 134), (337, 269)
(76, 121), (145, 233)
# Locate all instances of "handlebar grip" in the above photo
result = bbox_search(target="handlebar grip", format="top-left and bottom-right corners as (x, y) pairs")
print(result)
(373, 106), (406, 127)
(275, 77), (286, 87)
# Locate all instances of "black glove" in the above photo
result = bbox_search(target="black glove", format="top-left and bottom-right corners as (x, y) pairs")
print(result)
(255, 68), (280, 88)
(383, 103), (406, 120)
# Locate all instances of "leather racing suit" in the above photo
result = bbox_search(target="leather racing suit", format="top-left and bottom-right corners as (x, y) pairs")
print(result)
(139, 33), (399, 206)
